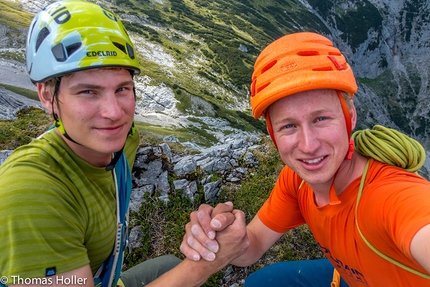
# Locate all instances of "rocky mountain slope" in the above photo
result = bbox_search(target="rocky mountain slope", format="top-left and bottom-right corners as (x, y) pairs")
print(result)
(1, 0), (430, 171)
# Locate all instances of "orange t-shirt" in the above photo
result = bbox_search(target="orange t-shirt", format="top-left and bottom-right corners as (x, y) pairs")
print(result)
(258, 158), (430, 286)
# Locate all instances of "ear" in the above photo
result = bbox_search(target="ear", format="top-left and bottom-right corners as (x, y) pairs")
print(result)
(36, 83), (54, 113)
(350, 100), (357, 130)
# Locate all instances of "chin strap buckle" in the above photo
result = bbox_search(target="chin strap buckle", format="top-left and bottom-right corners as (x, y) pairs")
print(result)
(346, 138), (354, 160)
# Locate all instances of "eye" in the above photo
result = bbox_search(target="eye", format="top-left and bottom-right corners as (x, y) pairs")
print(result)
(314, 116), (327, 123)
(79, 90), (94, 95)
(282, 123), (295, 130)
(116, 85), (134, 93)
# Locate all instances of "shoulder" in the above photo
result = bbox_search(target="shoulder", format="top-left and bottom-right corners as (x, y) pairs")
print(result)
(0, 131), (69, 180)
(358, 159), (430, 246)
(0, 131), (88, 211)
(365, 159), (429, 190)
(277, 165), (303, 189)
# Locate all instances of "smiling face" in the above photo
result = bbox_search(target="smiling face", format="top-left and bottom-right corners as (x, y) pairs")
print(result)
(38, 68), (136, 167)
(268, 89), (356, 190)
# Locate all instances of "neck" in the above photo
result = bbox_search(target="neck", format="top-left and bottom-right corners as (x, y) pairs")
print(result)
(55, 129), (113, 168)
(311, 152), (368, 206)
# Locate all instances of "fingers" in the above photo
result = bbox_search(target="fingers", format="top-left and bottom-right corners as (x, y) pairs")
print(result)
(196, 201), (234, 237)
(180, 226), (216, 261)
(211, 209), (250, 264)
(211, 201), (234, 216)
(195, 204), (217, 240)
(209, 202), (235, 231)
(180, 204), (220, 262)
(180, 202), (239, 262)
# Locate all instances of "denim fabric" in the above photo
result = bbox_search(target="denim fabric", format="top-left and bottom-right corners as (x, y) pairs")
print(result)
(244, 259), (349, 287)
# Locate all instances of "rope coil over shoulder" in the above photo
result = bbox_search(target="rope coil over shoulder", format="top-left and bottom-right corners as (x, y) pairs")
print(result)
(352, 125), (430, 279)
(352, 124), (426, 172)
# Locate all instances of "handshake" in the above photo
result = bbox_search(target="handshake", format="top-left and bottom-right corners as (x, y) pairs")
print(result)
(180, 202), (252, 267)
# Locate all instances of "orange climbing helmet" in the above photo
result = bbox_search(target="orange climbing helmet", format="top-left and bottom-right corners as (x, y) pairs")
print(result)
(250, 31), (357, 119)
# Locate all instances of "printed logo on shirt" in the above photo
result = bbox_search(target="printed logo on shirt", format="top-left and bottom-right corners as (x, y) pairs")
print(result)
(318, 243), (368, 285)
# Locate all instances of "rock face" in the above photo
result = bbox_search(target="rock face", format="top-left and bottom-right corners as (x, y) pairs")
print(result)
(0, 132), (261, 208)
(0, 86), (42, 120)
(0, 150), (12, 166)
(0, 57), (42, 121)
(129, 133), (260, 213)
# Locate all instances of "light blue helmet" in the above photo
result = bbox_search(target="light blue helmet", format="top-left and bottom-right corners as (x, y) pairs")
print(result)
(26, 0), (140, 83)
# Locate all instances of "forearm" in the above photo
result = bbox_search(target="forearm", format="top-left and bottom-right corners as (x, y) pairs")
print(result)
(145, 258), (226, 287)
(410, 224), (430, 274)
(229, 228), (265, 267)
(230, 217), (284, 267)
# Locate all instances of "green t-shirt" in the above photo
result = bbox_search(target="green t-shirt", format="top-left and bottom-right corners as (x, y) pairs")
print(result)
(0, 128), (139, 281)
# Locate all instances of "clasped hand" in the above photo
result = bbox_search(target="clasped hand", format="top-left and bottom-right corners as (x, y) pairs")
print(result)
(180, 202), (249, 265)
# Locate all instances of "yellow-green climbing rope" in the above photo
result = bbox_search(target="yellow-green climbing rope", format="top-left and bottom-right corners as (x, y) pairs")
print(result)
(352, 125), (426, 173)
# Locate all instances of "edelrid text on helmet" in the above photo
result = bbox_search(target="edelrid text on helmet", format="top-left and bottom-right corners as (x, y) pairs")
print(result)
(250, 32), (357, 119)
(86, 51), (118, 57)
(26, 0), (140, 83)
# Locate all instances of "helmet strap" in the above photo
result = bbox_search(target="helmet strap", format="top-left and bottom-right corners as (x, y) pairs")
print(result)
(265, 111), (278, 150)
(51, 78), (82, 146)
(335, 90), (354, 160)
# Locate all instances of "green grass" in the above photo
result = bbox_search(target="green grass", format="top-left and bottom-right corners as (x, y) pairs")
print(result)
(0, 50), (26, 63)
(0, 0), (34, 28)
(0, 84), (38, 101)
(0, 107), (51, 150)
(135, 121), (216, 148)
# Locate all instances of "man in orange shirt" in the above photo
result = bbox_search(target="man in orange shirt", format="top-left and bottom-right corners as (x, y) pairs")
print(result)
(180, 32), (430, 286)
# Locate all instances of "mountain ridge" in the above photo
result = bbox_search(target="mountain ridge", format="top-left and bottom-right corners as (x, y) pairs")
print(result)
(1, 0), (430, 167)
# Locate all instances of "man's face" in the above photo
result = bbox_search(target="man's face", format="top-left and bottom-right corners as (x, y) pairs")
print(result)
(51, 68), (135, 167)
(268, 89), (351, 190)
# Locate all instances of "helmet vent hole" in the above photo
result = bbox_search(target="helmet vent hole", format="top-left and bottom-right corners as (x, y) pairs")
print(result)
(257, 82), (270, 93)
(126, 43), (135, 59)
(297, 50), (319, 56)
(52, 43), (67, 62)
(313, 66), (334, 71)
(261, 60), (277, 74)
(113, 42), (126, 54)
(66, 42), (82, 57)
(36, 27), (50, 52)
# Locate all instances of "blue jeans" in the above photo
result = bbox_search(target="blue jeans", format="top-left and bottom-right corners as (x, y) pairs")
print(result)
(244, 259), (349, 287)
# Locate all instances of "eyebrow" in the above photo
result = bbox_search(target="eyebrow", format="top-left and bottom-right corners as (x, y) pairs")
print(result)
(69, 80), (135, 91)
(309, 109), (330, 117)
(272, 109), (330, 126)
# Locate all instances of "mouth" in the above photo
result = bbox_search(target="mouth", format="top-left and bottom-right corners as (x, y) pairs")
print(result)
(301, 156), (326, 165)
(95, 124), (125, 134)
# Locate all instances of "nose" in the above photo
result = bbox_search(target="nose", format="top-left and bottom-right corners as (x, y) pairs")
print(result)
(297, 126), (320, 153)
(99, 93), (124, 120)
